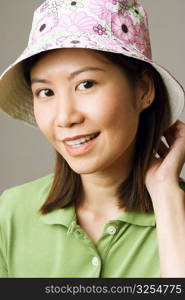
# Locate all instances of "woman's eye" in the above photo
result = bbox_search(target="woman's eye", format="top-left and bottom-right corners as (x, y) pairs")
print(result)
(77, 80), (96, 91)
(37, 89), (54, 98)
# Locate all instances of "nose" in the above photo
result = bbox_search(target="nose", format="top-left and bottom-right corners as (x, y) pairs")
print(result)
(54, 93), (84, 128)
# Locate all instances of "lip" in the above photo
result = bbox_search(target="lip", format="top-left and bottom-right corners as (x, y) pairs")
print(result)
(63, 132), (100, 156)
(62, 132), (100, 142)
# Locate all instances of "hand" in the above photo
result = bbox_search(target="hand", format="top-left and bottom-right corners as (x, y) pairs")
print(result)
(145, 120), (185, 196)
(144, 120), (185, 278)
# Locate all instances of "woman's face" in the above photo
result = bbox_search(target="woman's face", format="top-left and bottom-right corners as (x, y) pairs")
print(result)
(30, 48), (145, 175)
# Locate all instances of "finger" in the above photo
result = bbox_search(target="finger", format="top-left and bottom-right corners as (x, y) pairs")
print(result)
(163, 132), (175, 148)
(163, 120), (185, 146)
(163, 130), (178, 149)
(157, 139), (170, 158)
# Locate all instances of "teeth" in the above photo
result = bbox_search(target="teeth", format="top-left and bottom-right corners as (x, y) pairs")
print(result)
(65, 133), (98, 146)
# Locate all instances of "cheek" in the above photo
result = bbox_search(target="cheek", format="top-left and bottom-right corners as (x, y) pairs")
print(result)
(94, 89), (138, 131)
(96, 89), (139, 152)
(33, 103), (53, 139)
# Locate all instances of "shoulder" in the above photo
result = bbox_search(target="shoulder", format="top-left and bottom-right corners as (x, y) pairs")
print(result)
(0, 173), (54, 219)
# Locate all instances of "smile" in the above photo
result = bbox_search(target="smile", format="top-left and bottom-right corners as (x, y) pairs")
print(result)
(64, 132), (100, 147)
(63, 132), (100, 156)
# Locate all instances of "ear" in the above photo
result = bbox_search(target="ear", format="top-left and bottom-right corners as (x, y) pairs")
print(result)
(135, 70), (155, 112)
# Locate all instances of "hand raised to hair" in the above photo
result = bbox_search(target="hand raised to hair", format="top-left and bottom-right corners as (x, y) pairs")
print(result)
(144, 120), (185, 198)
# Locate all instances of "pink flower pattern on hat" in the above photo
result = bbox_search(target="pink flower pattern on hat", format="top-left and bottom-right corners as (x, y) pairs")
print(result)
(93, 24), (107, 35)
(65, 0), (84, 10)
(88, 0), (114, 21)
(56, 32), (99, 49)
(31, 13), (59, 41)
(58, 11), (96, 34)
(135, 22), (152, 58)
(92, 34), (128, 53)
(24, 0), (152, 60)
(111, 13), (136, 43)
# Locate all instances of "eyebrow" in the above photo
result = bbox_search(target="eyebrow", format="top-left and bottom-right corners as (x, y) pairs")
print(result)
(31, 67), (105, 85)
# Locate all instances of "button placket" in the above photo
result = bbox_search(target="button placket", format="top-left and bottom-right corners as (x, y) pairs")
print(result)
(67, 222), (101, 275)
(95, 223), (120, 259)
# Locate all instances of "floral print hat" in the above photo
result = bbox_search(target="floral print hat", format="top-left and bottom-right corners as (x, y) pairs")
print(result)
(0, 0), (184, 128)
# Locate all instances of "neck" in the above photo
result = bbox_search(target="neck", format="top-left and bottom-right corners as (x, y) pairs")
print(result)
(76, 143), (135, 215)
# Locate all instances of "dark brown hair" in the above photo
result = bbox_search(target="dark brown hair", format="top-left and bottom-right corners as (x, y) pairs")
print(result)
(23, 49), (172, 214)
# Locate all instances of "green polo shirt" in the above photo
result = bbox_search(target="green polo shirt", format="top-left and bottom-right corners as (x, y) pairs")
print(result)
(0, 173), (184, 278)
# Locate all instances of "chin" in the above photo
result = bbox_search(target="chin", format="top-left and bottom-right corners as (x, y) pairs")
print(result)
(66, 160), (103, 175)
(69, 165), (99, 175)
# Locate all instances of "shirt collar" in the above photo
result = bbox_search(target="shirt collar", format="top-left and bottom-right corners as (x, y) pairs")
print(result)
(39, 205), (76, 227)
(39, 205), (156, 227)
(117, 210), (156, 227)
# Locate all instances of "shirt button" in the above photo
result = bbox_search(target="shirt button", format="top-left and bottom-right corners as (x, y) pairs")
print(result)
(107, 225), (117, 235)
(92, 256), (99, 266)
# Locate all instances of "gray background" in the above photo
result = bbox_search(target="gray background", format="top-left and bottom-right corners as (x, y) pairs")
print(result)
(0, 0), (185, 193)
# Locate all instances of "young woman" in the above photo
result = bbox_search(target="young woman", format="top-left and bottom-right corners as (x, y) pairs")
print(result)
(0, 0), (185, 278)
